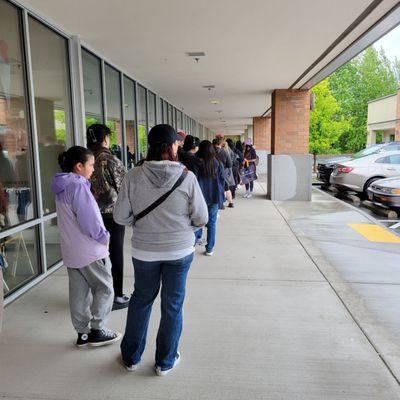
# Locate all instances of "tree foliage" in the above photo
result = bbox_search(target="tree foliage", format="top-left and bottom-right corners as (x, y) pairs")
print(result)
(310, 46), (400, 154)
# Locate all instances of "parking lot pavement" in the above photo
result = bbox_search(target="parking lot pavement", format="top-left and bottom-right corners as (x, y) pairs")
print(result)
(1, 184), (400, 399)
(275, 187), (400, 384)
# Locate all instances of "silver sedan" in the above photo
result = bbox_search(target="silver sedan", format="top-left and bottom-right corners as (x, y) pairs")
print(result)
(330, 151), (400, 195)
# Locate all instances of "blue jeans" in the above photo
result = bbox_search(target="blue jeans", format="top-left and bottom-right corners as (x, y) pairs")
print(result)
(121, 253), (194, 369)
(196, 203), (219, 253)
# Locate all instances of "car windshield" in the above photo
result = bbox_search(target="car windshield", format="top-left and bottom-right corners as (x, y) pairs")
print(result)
(352, 144), (385, 159)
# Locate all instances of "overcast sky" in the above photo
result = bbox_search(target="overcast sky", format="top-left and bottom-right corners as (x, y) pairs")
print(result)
(373, 24), (400, 62)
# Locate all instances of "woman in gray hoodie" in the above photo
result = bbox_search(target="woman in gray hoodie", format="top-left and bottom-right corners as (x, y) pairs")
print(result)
(113, 124), (208, 376)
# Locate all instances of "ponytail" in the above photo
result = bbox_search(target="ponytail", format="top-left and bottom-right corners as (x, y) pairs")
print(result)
(58, 146), (93, 173)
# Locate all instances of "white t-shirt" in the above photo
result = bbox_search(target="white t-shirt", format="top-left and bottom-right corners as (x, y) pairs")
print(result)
(131, 246), (195, 262)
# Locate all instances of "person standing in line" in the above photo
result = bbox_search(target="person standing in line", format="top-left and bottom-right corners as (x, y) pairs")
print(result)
(194, 140), (225, 256)
(86, 124), (129, 311)
(51, 146), (121, 347)
(225, 138), (241, 200)
(213, 136), (234, 208)
(243, 139), (258, 198)
(113, 124), (208, 376)
(179, 135), (201, 174)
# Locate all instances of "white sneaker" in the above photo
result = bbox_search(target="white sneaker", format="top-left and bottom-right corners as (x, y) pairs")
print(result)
(243, 192), (249, 198)
(247, 193), (253, 198)
(205, 251), (214, 256)
(121, 357), (140, 372)
(155, 352), (180, 376)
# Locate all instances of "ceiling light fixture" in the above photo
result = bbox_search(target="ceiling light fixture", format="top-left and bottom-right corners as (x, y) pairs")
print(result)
(211, 99), (220, 105)
(202, 85), (215, 91)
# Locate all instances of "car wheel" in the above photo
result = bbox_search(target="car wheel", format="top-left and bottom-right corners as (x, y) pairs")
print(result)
(363, 177), (384, 198)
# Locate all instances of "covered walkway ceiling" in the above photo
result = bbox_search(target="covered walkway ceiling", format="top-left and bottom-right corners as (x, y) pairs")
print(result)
(19, 0), (400, 135)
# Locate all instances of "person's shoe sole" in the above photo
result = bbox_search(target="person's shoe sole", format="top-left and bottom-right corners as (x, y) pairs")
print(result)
(75, 342), (88, 348)
(205, 251), (213, 256)
(112, 301), (129, 311)
(89, 332), (122, 347)
(155, 352), (180, 376)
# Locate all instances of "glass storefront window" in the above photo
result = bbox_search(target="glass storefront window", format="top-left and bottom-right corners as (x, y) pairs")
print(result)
(162, 99), (168, 124)
(29, 17), (73, 215)
(0, 1), (35, 230)
(1, 225), (40, 294)
(148, 91), (156, 132)
(82, 49), (103, 127)
(105, 64), (122, 161)
(137, 84), (147, 160)
(44, 217), (61, 268)
(177, 110), (182, 130)
(156, 96), (162, 124)
(123, 77), (136, 169)
(168, 103), (173, 126)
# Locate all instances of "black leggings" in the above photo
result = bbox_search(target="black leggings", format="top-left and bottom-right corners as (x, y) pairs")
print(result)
(245, 181), (254, 192)
(102, 214), (125, 297)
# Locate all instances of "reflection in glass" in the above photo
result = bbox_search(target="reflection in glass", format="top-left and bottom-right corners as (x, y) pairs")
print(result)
(168, 103), (173, 125)
(156, 96), (162, 124)
(148, 91), (156, 131)
(44, 217), (62, 268)
(1, 226), (39, 294)
(162, 100), (168, 124)
(137, 85), (147, 160)
(82, 49), (103, 127)
(176, 110), (182, 130)
(105, 64), (122, 161)
(29, 17), (73, 215)
(0, 2), (35, 230)
(124, 77), (136, 169)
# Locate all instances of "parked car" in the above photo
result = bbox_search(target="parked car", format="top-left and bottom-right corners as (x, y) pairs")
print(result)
(367, 177), (400, 210)
(330, 151), (400, 196)
(317, 142), (400, 185)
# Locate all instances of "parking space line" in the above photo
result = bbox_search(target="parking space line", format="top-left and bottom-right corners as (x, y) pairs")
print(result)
(349, 224), (400, 243)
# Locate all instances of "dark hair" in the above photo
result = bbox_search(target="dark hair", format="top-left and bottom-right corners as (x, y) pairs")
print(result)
(215, 136), (224, 146)
(212, 139), (217, 146)
(86, 124), (111, 151)
(226, 138), (234, 150)
(183, 135), (199, 152)
(58, 146), (93, 173)
(197, 140), (217, 178)
(146, 142), (177, 162)
(235, 141), (243, 152)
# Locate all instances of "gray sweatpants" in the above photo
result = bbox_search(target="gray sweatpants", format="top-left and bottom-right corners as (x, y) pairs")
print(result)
(67, 258), (114, 334)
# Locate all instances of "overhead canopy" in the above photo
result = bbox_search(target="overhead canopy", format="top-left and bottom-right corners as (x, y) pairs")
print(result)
(19, 0), (400, 135)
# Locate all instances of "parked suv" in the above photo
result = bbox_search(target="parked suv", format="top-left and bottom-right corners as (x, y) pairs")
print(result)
(317, 142), (400, 185)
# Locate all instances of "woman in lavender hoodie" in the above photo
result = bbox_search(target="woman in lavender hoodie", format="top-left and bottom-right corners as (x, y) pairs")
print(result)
(51, 146), (121, 348)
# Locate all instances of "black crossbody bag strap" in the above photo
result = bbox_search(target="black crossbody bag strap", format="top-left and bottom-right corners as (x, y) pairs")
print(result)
(133, 170), (188, 226)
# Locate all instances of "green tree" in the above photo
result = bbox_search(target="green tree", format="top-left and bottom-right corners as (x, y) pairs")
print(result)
(309, 79), (349, 170)
(329, 46), (399, 152)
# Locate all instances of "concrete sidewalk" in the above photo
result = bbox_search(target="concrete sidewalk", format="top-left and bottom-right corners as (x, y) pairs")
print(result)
(1, 183), (400, 399)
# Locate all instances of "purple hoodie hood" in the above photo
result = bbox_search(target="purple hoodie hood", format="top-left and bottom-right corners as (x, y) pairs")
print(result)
(51, 173), (89, 195)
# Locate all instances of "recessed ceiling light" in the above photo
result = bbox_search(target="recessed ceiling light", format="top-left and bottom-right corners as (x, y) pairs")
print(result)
(211, 99), (220, 105)
(202, 85), (215, 90)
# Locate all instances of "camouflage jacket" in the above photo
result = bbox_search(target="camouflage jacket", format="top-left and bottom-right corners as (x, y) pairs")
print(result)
(90, 148), (127, 214)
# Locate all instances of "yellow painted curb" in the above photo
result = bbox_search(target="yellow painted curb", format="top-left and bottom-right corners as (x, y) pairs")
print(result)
(348, 224), (400, 243)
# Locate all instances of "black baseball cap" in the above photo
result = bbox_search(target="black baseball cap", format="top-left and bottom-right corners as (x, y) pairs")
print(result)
(148, 124), (180, 145)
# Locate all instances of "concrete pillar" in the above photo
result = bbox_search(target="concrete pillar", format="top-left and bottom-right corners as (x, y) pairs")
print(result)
(268, 89), (312, 201)
(367, 130), (376, 146)
(247, 125), (253, 142)
(396, 88), (400, 141)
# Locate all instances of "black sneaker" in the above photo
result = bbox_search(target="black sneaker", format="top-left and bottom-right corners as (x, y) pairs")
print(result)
(76, 332), (89, 348)
(112, 295), (130, 311)
(228, 203), (234, 208)
(88, 329), (122, 347)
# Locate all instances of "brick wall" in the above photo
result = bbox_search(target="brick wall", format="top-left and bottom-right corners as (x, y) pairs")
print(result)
(396, 88), (400, 141)
(271, 89), (310, 154)
(253, 116), (271, 150)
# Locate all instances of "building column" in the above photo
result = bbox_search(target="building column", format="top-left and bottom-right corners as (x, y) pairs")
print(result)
(267, 89), (312, 201)
(396, 88), (400, 141)
(253, 116), (271, 174)
(367, 130), (376, 146)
